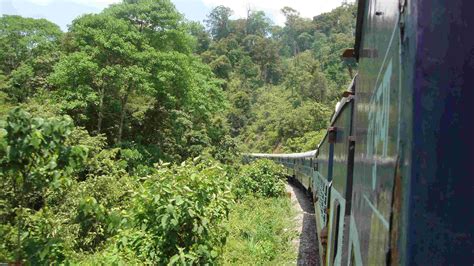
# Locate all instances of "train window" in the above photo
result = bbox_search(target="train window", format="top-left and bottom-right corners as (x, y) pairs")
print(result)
(350, 245), (355, 266)
(330, 201), (341, 265)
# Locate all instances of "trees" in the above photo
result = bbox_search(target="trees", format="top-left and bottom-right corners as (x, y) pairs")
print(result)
(196, 3), (356, 152)
(106, 0), (191, 53)
(279, 7), (314, 56)
(0, 16), (62, 76)
(205, 6), (233, 41)
(188, 21), (211, 54)
(0, 0), (358, 263)
(47, 1), (228, 153)
(246, 11), (272, 37)
(238, 86), (331, 153)
(285, 51), (330, 102)
(0, 16), (62, 103)
(48, 52), (99, 128)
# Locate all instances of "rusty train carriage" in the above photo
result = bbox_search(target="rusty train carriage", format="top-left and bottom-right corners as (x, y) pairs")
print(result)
(246, 0), (474, 265)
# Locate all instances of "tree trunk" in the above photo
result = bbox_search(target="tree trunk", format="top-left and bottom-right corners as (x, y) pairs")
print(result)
(262, 64), (268, 82)
(97, 88), (104, 134)
(293, 40), (298, 56)
(117, 92), (129, 144)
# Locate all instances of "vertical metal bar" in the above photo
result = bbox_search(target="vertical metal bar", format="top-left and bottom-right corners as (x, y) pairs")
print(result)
(328, 143), (335, 181)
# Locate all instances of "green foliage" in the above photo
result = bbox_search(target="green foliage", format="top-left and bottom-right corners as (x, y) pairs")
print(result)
(48, 51), (99, 124)
(0, 15), (62, 103)
(187, 21), (211, 54)
(20, 207), (68, 263)
(116, 158), (233, 264)
(37, 0), (231, 159)
(0, 109), (234, 264)
(222, 196), (296, 265)
(0, 108), (87, 196)
(240, 86), (331, 153)
(285, 51), (332, 102)
(284, 129), (326, 153)
(199, 3), (356, 152)
(0, 15), (62, 76)
(0, 108), (88, 263)
(246, 11), (272, 37)
(0, 1), (356, 264)
(205, 6), (233, 40)
(235, 159), (287, 198)
(210, 55), (232, 79)
(54, 169), (138, 256)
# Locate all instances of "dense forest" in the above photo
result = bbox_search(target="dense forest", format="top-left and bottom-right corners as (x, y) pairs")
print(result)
(0, 0), (356, 263)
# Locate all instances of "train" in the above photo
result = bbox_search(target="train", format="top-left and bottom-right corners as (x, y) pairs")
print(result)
(246, 0), (474, 265)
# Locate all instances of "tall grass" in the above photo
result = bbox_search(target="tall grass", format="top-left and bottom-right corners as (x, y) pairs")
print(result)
(222, 196), (297, 265)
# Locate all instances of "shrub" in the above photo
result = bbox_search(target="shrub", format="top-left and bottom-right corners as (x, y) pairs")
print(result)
(0, 108), (88, 263)
(235, 159), (287, 198)
(116, 158), (233, 264)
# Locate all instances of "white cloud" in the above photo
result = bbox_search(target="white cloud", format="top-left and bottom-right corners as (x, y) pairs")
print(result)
(201, 0), (353, 25)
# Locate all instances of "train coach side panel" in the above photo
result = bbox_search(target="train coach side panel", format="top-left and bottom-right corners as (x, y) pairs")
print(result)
(313, 134), (332, 264)
(316, 134), (331, 182)
(327, 97), (355, 266)
(350, 0), (401, 264)
(332, 99), (354, 198)
(404, 0), (474, 263)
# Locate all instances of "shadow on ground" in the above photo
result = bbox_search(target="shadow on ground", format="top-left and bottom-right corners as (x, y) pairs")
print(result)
(286, 179), (320, 266)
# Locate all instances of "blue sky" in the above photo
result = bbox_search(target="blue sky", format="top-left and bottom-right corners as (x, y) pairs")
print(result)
(0, 0), (350, 31)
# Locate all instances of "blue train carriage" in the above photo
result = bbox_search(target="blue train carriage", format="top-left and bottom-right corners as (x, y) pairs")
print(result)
(312, 77), (355, 266)
(349, 0), (474, 265)
(288, 150), (317, 191)
(347, 0), (401, 264)
(313, 126), (331, 265)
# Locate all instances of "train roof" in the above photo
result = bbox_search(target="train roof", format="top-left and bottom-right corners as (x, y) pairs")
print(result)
(248, 149), (317, 159)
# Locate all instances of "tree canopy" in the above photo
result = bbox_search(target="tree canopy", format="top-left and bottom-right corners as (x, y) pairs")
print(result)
(0, 0), (356, 263)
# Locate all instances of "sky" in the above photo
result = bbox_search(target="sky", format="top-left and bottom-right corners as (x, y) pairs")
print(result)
(0, 0), (351, 31)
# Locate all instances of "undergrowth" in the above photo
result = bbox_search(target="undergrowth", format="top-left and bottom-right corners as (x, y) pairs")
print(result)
(0, 109), (296, 264)
(222, 196), (297, 265)
(222, 159), (297, 265)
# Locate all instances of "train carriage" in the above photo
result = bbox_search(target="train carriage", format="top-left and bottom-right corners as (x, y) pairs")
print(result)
(248, 0), (473, 265)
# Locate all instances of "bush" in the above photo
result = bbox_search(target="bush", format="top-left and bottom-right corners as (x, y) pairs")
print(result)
(234, 159), (287, 198)
(115, 158), (233, 264)
(0, 108), (88, 264)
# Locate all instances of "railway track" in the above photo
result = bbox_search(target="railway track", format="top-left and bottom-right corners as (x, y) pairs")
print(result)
(286, 181), (319, 265)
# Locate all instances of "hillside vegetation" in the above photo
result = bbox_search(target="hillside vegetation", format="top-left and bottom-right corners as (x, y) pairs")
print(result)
(0, 0), (355, 263)
(200, 4), (356, 152)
